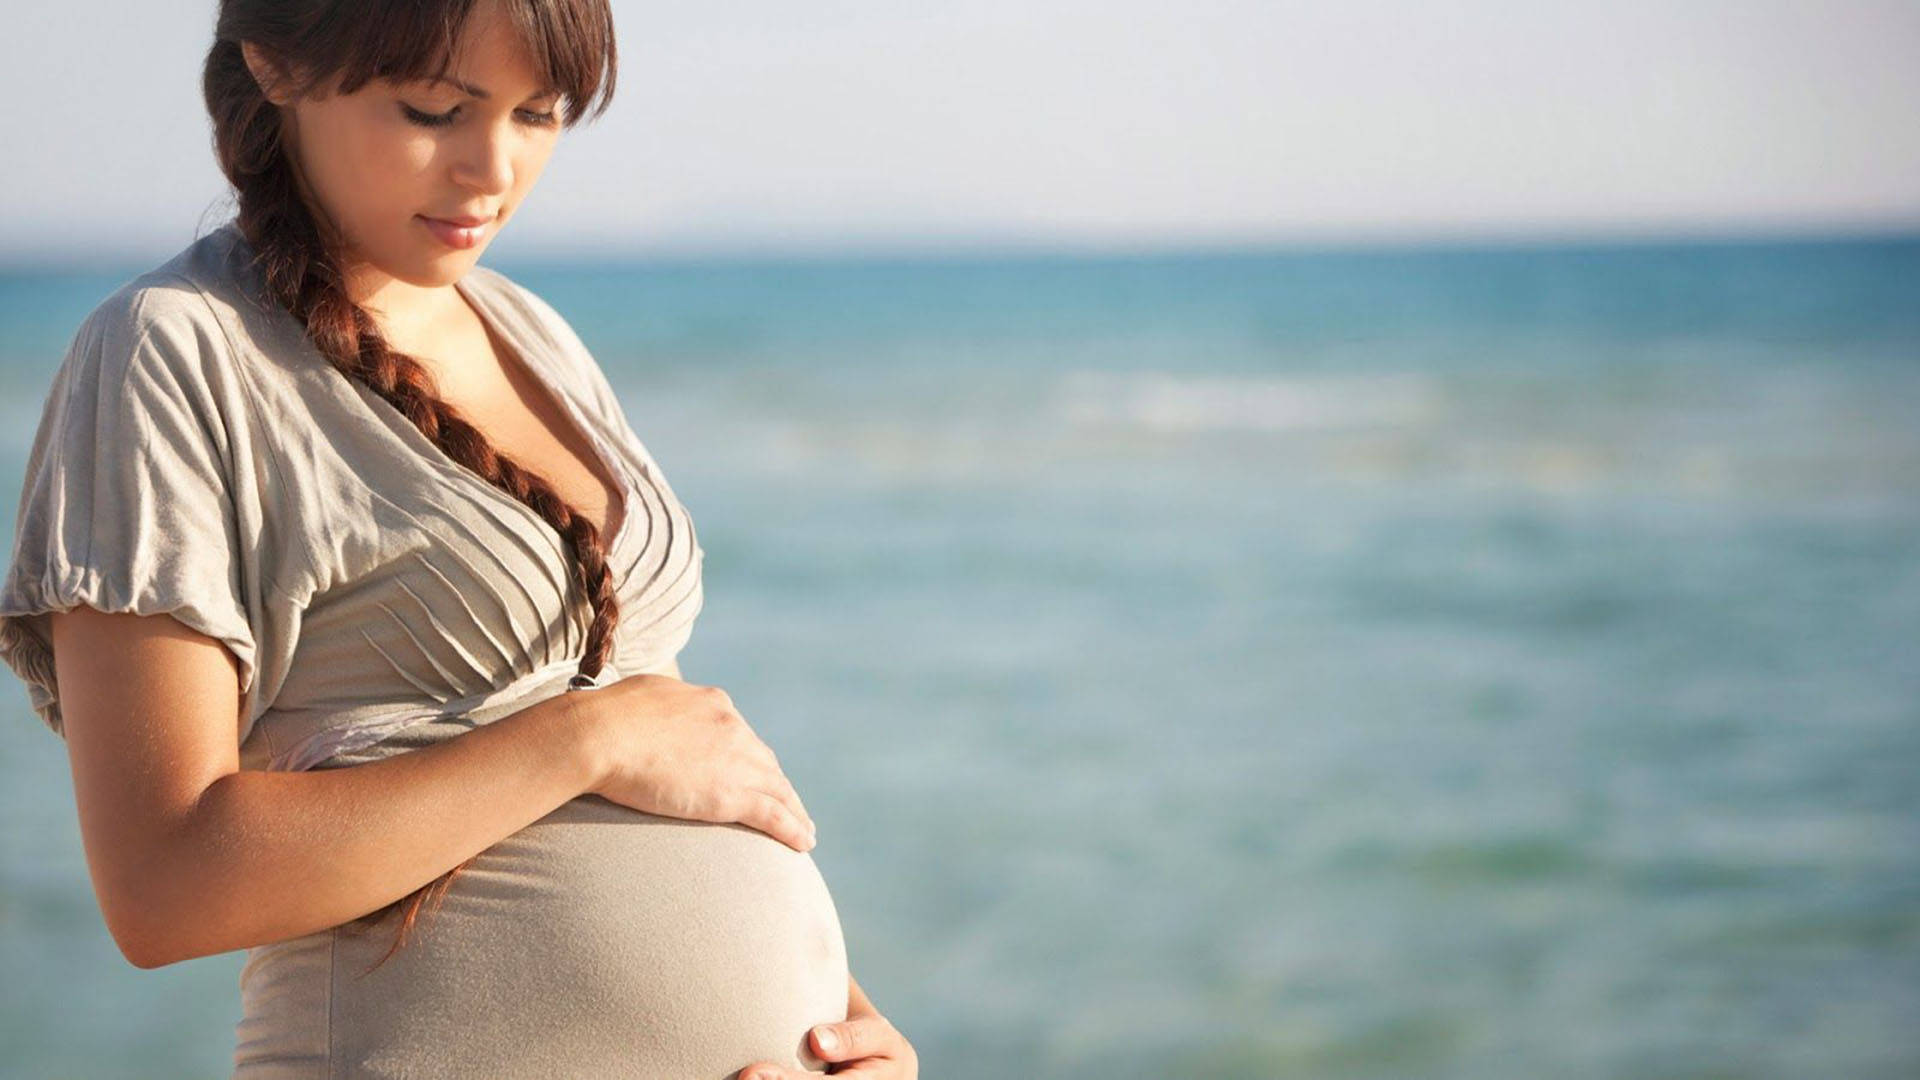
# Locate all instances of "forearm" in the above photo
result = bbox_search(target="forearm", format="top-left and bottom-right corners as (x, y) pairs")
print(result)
(127, 691), (600, 967)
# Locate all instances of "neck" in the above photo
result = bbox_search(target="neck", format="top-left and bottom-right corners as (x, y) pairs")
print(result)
(347, 263), (467, 350)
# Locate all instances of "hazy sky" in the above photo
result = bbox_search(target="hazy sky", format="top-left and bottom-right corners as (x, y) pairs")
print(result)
(5, 0), (1918, 260)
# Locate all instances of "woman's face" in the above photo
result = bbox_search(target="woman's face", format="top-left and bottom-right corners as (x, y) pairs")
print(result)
(242, 0), (562, 300)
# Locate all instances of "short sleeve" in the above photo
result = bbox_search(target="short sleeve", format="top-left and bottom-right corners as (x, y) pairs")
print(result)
(0, 279), (259, 739)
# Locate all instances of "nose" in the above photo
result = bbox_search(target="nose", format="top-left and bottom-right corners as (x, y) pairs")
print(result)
(451, 119), (517, 197)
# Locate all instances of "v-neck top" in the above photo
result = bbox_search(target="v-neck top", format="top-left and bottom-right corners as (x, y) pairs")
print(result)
(0, 220), (706, 771)
(452, 273), (630, 549)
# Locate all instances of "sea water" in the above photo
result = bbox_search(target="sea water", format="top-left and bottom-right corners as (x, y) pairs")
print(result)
(1, 232), (1916, 1078)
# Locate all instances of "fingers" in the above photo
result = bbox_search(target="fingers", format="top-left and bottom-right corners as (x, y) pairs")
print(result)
(737, 1006), (910, 1076)
(760, 767), (816, 841)
(745, 788), (816, 852)
(810, 1015), (899, 1065)
(719, 703), (813, 834)
(740, 1016), (916, 1080)
(706, 687), (816, 851)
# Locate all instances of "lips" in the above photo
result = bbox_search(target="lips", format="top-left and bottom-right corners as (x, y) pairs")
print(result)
(425, 212), (495, 227)
(417, 214), (492, 249)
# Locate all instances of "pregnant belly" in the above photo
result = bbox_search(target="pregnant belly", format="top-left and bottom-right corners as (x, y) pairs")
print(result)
(235, 794), (850, 1079)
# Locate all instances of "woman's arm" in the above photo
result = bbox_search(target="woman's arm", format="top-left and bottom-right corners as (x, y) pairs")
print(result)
(51, 606), (605, 969)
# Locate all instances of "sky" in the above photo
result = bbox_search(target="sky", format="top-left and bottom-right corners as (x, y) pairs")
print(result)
(3, 0), (1918, 261)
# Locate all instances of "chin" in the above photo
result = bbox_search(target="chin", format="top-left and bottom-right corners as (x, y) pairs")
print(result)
(399, 247), (482, 286)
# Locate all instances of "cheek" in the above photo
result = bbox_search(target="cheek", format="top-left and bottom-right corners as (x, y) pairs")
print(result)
(393, 140), (440, 196)
(335, 103), (430, 181)
(307, 115), (404, 196)
(511, 147), (556, 194)
(319, 124), (437, 249)
(348, 128), (438, 217)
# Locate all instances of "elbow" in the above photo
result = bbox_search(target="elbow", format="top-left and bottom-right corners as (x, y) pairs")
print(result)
(99, 887), (197, 970)
(124, 944), (173, 971)
(93, 803), (233, 969)
(111, 926), (172, 970)
(113, 920), (216, 970)
(117, 923), (219, 971)
(104, 906), (177, 970)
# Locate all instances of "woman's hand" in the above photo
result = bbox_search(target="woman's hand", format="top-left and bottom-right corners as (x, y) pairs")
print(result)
(737, 973), (918, 1078)
(574, 673), (818, 852)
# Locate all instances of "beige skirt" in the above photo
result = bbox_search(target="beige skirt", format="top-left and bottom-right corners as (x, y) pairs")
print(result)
(230, 708), (849, 1079)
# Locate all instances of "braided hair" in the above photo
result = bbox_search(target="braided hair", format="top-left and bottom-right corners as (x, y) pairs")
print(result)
(199, 0), (617, 972)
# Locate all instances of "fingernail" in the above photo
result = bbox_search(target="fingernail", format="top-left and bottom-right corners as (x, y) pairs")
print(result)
(814, 1026), (838, 1052)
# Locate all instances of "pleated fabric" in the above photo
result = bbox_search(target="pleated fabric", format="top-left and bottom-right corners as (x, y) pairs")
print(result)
(0, 220), (705, 772)
(0, 223), (849, 1077)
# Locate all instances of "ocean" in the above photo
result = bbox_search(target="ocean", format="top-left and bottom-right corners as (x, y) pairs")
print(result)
(1, 231), (1916, 1078)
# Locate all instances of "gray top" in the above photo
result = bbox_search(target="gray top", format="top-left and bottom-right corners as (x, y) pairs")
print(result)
(1, 225), (846, 1077)
(0, 220), (705, 771)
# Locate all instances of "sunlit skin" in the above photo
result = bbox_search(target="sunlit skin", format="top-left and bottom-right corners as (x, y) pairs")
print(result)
(240, 0), (558, 349)
(236, 5), (916, 1076)
(743, 970), (920, 1080)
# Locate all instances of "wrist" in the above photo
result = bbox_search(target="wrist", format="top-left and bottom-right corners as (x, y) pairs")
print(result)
(553, 687), (610, 796)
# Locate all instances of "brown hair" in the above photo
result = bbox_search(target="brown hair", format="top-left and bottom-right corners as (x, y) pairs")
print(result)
(200, 0), (618, 973)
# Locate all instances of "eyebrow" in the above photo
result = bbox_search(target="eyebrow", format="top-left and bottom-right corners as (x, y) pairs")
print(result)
(422, 76), (560, 101)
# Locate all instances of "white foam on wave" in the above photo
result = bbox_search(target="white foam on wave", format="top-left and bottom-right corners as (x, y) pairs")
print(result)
(1056, 370), (1443, 433)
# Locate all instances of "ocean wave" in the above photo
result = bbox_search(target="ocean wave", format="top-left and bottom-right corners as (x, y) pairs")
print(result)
(1056, 369), (1443, 433)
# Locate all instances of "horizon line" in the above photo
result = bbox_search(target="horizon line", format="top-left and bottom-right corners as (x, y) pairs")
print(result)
(3, 215), (1917, 274)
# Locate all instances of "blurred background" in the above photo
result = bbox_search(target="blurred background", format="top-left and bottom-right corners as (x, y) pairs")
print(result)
(3, 2), (1918, 1077)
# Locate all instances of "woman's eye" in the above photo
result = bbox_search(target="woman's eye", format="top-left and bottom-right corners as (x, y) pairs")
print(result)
(401, 103), (560, 129)
(401, 104), (458, 128)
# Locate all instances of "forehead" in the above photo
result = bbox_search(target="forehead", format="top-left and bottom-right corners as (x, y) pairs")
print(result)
(419, 4), (551, 94)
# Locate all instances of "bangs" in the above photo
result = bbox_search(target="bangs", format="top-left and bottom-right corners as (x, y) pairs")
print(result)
(313, 0), (615, 127)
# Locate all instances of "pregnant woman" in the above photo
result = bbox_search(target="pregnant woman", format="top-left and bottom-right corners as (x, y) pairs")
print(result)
(0, 1), (917, 1077)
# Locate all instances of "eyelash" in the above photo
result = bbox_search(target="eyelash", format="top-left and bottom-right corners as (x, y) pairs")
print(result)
(401, 104), (560, 129)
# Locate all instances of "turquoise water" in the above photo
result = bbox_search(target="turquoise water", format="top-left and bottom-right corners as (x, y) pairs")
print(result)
(1, 233), (1916, 1078)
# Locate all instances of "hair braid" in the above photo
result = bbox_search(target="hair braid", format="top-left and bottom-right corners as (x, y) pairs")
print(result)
(201, 23), (620, 974)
